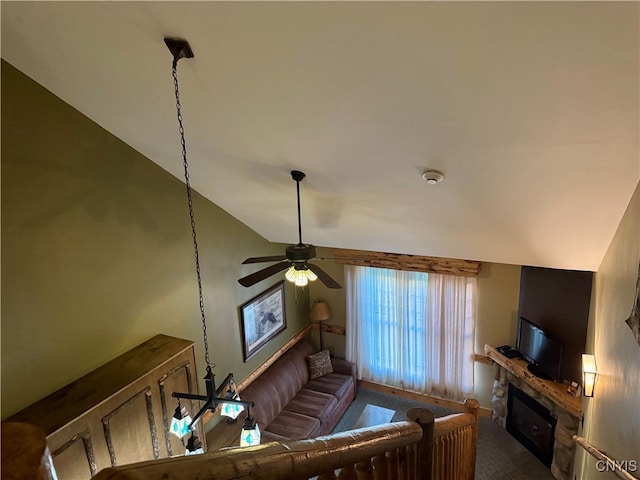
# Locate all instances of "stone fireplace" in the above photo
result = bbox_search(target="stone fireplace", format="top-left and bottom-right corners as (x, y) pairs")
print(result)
(485, 345), (582, 480)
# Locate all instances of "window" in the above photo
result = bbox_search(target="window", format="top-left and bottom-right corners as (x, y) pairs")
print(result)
(345, 265), (476, 401)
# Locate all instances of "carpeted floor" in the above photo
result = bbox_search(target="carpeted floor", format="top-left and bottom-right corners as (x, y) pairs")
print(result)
(332, 387), (554, 480)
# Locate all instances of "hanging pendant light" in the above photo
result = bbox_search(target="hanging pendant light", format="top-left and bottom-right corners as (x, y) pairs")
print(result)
(169, 402), (193, 439)
(220, 381), (245, 420)
(164, 37), (255, 448)
(239, 408), (261, 447)
(185, 432), (205, 455)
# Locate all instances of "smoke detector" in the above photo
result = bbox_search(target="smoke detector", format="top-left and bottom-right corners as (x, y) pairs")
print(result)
(422, 169), (444, 185)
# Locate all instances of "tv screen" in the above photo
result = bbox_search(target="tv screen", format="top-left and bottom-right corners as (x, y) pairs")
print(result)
(516, 317), (563, 382)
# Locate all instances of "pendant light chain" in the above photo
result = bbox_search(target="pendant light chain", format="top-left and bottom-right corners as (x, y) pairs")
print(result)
(171, 61), (212, 370)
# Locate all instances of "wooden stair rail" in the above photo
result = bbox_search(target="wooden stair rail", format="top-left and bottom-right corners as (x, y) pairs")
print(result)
(1, 422), (58, 480)
(2, 399), (481, 480)
(432, 398), (480, 480)
(574, 435), (639, 480)
(92, 411), (432, 480)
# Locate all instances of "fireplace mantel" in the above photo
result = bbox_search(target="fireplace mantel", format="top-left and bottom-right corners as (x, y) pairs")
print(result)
(484, 344), (583, 480)
(484, 344), (582, 418)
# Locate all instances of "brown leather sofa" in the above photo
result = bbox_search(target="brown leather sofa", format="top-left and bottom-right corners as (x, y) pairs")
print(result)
(241, 338), (356, 443)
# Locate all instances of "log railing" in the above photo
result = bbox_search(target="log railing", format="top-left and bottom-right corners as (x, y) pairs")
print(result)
(1, 422), (58, 480)
(574, 435), (639, 480)
(3, 399), (480, 480)
(432, 399), (480, 480)
(92, 409), (431, 480)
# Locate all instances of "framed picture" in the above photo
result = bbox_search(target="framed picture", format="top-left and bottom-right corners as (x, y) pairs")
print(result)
(240, 281), (287, 362)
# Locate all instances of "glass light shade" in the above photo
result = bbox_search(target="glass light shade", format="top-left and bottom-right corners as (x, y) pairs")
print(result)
(285, 266), (317, 286)
(185, 446), (205, 455)
(240, 423), (261, 447)
(220, 383), (245, 420)
(185, 434), (204, 455)
(220, 398), (245, 420)
(170, 405), (192, 438)
(582, 354), (597, 397)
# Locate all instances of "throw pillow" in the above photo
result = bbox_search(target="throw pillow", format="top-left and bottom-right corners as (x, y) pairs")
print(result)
(308, 350), (333, 379)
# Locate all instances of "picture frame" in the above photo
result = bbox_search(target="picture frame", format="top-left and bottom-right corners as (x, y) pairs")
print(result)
(240, 281), (287, 362)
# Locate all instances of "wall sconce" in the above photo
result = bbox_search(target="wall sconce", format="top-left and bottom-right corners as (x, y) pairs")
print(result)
(582, 354), (597, 397)
(309, 299), (332, 350)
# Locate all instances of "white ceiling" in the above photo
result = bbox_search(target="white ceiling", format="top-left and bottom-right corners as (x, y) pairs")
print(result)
(2, 1), (638, 271)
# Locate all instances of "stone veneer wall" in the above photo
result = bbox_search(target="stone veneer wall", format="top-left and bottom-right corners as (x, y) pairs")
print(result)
(491, 363), (580, 480)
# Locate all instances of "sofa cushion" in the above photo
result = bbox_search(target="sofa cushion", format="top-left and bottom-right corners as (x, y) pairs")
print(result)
(306, 373), (354, 399)
(241, 371), (284, 427)
(284, 388), (338, 425)
(308, 350), (333, 379)
(237, 339), (356, 442)
(265, 410), (321, 440)
(241, 340), (316, 426)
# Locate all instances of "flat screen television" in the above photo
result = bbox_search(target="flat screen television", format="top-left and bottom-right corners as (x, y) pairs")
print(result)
(516, 317), (563, 382)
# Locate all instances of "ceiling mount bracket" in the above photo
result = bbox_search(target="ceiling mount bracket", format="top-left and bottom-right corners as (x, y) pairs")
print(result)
(164, 38), (194, 62)
(291, 170), (306, 183)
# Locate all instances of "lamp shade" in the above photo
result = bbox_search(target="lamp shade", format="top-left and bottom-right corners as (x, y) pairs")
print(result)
(170, 405), (192, 438)
(240, 423), (261, 447)
(309, 300), (332, 322)
(220, 401), (244, 420)
(286, 266), (317, 286)
(185, 434), (204, 455)
(582, 354), (597, 397)
(220, 385), (245, 420)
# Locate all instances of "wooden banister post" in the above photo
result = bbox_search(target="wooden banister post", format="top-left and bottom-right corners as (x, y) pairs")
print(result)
(463, 398), (480, 479)
(1, 422), (57, 480)
(463, 398), (480, 423)
(406, 407), (434, 480)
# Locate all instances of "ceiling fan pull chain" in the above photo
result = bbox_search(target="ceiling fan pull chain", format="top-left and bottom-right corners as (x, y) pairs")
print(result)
(171, 55), (211, 369)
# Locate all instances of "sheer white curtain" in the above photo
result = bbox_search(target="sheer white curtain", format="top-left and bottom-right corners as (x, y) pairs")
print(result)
(345, 265), (476, 401)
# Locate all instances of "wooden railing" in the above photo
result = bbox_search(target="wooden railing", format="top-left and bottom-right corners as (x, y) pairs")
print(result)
(93, 408), (432, 480)
(432, 399), (479, 480)
(3, 400), (480, 480)
(1, 422), (57, 480)
(574, 435), (639, 480)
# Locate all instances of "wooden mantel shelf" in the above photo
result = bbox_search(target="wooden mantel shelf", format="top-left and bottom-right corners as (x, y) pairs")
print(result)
(484, 344), (582, 419)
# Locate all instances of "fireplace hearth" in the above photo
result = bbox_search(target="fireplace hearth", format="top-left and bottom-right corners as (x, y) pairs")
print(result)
(507, 384), (557, 467)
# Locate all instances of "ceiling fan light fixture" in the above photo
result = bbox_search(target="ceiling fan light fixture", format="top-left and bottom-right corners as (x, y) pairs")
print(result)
(285, 266), (317, 286)
(238, 170), (342, 289)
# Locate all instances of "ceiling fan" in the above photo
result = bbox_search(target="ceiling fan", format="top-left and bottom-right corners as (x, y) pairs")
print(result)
(238, 170), (342, 289)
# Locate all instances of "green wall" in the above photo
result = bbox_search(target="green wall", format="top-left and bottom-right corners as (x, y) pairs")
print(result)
(1, 61), (309, 420)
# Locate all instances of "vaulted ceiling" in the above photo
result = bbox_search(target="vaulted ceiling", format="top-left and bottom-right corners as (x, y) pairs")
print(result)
(2, 1), (638, 271)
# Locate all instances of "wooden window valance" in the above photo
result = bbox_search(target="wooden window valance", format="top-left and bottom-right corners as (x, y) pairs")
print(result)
(332, 248), (482, 277)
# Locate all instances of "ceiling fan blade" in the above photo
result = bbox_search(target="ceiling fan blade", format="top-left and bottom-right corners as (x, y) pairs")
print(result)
(238, 261), (291, 287)
(242, 255), (287, 265)
(307, 263), (342, 289)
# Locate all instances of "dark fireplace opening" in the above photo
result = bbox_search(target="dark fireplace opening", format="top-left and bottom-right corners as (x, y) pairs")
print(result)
(506, 384), (557, 467)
